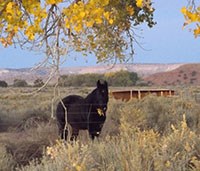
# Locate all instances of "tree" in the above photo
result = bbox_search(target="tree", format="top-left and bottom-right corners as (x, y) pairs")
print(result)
(58, 73), (104, 87)
(104, 70), (139, 86)
(181, 0), (200, 38)
(34, 78), (44, 87)
(0, 0), (155, 68)
(13, 79), (28, 87)
(0, 80), (8, 87)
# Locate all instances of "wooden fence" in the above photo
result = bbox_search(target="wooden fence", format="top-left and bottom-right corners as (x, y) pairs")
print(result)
(111, 89), (175, 101)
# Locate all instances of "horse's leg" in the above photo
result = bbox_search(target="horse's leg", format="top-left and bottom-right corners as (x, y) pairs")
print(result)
(89, 123), (102, 140)
(89, 130), (100, 140)
(70, 127), (79, 141)
(89, 132), (100, 140)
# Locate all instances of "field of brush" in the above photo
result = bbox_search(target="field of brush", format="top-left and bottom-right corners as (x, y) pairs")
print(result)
(1, 86), (200, 170)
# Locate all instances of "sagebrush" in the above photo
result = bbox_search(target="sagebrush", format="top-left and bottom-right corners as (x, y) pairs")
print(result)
(1, 87), (200, 171)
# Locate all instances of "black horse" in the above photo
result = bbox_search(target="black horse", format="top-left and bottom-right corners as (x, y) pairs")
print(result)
(56, 80), (109, 141)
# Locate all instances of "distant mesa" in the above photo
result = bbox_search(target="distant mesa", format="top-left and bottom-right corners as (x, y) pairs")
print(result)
(1, 63), (200, 86)
(0, 69), (9, 75)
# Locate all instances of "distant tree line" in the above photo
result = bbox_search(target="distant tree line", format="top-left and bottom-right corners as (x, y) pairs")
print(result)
(0, 71), (143, 88)
(0, 78), (44, 87)
(58, 70), (140, 87)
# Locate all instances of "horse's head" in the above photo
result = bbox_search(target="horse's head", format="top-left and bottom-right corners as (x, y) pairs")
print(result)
(95, 80), (109, 116)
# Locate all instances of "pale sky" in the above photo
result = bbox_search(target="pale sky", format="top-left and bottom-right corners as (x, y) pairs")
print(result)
(0, 0), (199, 69)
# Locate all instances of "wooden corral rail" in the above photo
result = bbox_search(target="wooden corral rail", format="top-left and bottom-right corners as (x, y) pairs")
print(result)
(111, 89), (175, 101)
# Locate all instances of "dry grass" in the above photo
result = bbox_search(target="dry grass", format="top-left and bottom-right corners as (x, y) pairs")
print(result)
(1, 87), (200, 170)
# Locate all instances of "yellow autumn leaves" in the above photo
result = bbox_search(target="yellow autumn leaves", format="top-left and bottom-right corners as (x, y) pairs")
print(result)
(22, 0), (47, 40)
(0, 0), (114, 45)
(63, 0), (114, 33)
(181, 6), (200, 38)
(0, 0), (148, 47)
(0, 1), (25, 46)
(97, 108), (104, 116)
(46, 0), (63, 5)
(136, 0), (143, 8)
(63, 0), (144, 33)
(0, 0), (48, 46)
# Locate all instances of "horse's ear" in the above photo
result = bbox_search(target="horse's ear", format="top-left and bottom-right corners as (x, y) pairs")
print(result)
(97, 80), (101, 88)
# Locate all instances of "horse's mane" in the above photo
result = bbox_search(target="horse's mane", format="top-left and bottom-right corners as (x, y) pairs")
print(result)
(84, 88), (98, 104)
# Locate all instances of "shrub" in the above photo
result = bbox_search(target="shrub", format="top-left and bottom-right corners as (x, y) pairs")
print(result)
(135, 80), (149, 86)
(18, 115), (200, 171)
(0, 80), (8, 87)
(13, 79), (28, 87)
(102, 99), (126, 136)
(0, 144), (16, 170)
(191, 71), (197, 77)
(183, 74), (188, 80)
(2, 87), (200, 170)
(34, 79), (44, 87)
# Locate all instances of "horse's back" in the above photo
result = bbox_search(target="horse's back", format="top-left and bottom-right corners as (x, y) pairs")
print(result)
(62, 95), (84, 105)
(56, 95), (89, 128)
(56, 95), (84, 121)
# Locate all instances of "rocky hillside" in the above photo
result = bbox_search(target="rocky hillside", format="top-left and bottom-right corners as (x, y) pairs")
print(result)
(144, 64), (200, 86)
